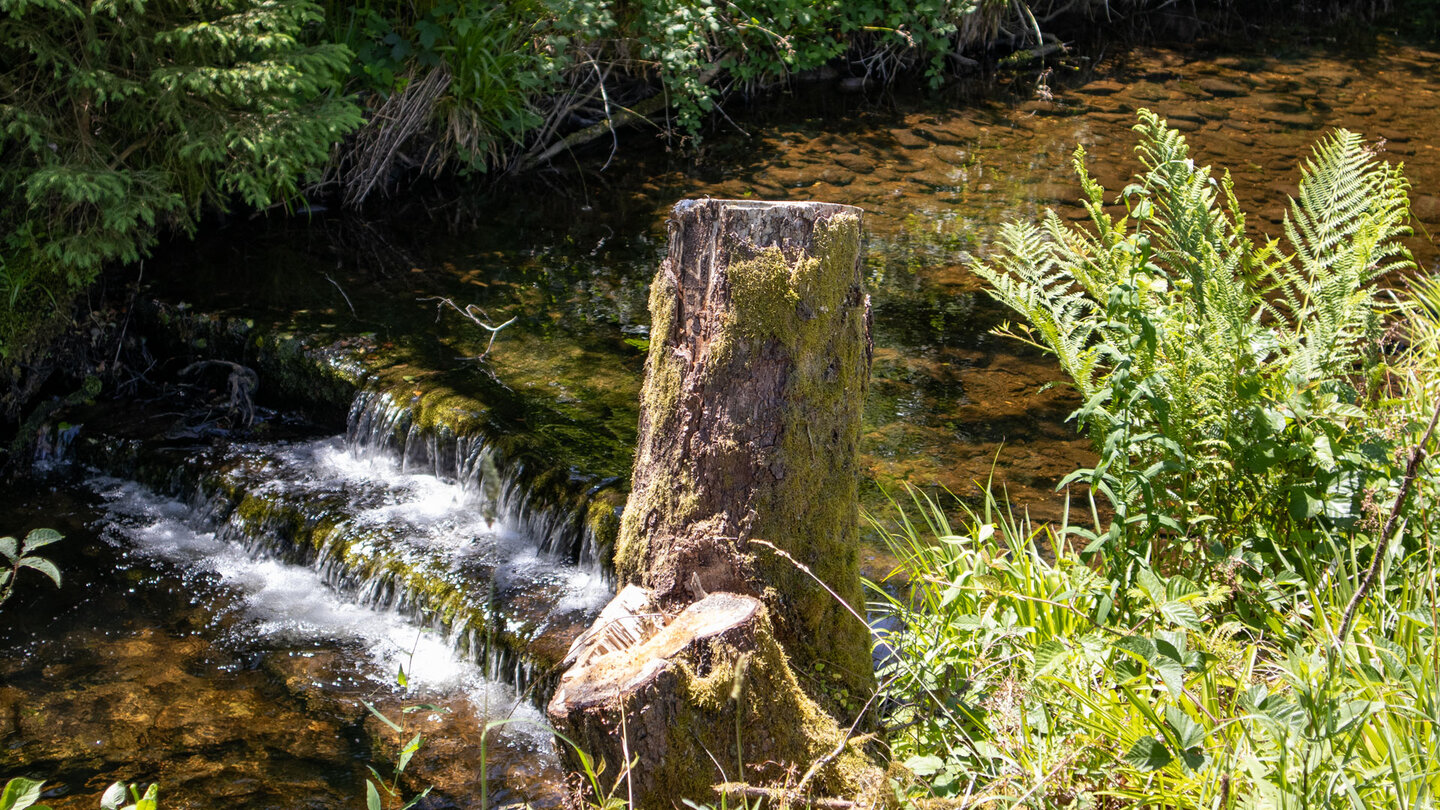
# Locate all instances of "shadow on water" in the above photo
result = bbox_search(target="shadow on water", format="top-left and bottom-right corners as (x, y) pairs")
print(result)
(8, 29), (1440, 807)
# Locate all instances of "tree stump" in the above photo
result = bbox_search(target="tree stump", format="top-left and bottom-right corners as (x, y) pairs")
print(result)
(616, 199), (874, 701)
(547, 200), (878, 807)
(549, 591), (874, 807)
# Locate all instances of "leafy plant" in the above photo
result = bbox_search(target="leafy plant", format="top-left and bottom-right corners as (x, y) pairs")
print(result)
(974, 109), (1416, 585)
(0, 528), (62, 606)
(100, 783), (158, 810)
(361, 664), (448, 810)
(0, 778), (49, 810)
(0, 0), (361, 354)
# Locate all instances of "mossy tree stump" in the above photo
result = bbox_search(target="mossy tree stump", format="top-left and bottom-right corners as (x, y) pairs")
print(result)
(548, 200), (877, 807)
(613, 199), (873, 699)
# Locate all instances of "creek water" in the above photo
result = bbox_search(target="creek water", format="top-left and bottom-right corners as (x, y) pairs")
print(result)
(4, 32), (1439, 808)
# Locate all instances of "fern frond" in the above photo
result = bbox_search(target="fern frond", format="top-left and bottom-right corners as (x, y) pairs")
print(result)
(975, 222), (1104, 397)
(1284, 129), (1413, 380)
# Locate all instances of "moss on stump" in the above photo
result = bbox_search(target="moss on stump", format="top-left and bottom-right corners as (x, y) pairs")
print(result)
(547, 591), (878, 808)
(613, 199), (875, 708)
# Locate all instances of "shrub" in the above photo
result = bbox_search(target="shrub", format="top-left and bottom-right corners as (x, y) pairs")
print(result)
(974, 110), (1418, 586)
(0, 0), (361, 356)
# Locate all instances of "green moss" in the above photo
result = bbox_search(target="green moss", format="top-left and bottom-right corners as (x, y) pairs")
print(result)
(729, 213), (875, 707)
(614, 605), (877, 806)
(615, 270), (687, 582)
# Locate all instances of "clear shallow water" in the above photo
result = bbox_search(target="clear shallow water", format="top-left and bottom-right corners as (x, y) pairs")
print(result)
(7, 31), (1440, 807)
(1, 431), (600, 808)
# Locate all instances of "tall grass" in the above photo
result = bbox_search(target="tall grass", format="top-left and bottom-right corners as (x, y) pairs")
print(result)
(867, 485), (1439, 808)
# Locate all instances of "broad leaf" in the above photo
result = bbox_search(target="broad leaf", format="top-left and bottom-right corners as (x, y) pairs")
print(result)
(396, 733), (423, 774)
(100, 783), (126, 810)
(20, 528), (61, 554)
(1165, 705), (1205, 751)
(1113, 634), (1157, 664)
(1155, 658), (1187, 697)
(1033, 639), (1068, 674)
(1123, 736), (1173, 771)
(17, 558), (61, 588)
(0, 777), (44, 810)
(903, 754), (944, 777)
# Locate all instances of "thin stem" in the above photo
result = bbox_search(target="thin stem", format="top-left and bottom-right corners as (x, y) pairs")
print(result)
(1335, 397), (1440, 650)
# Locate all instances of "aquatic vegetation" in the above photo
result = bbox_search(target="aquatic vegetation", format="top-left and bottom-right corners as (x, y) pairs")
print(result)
(100, 783), (159, 810)
(363, 668), (443, 810)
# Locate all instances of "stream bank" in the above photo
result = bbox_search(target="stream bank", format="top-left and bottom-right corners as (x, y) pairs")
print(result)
(5, 29), (1440, 808)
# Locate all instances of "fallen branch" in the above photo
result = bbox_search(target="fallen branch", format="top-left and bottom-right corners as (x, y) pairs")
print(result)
(419, 297), (517, 361)
(180, 360), (259, 426)
(516, 65), (723, 173)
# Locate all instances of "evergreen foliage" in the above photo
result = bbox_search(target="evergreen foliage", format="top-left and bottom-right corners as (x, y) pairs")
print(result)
(0, 0), (361, 356)
(975, 110), (1416, 585)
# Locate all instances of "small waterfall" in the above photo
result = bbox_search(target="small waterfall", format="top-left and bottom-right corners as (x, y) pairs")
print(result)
(344, 389), (618, 574)
(89, 443), (610, 708)
(93, 478), (556, 726)
(60, 380), (622, 707)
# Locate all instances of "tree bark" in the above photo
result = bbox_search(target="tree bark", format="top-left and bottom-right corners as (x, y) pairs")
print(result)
(549, 590), (874, 807)
(615, 199), (874, 703)
(547, 199), (878, 808)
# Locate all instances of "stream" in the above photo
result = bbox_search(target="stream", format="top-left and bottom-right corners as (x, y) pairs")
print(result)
(4, 31), (1439, 809)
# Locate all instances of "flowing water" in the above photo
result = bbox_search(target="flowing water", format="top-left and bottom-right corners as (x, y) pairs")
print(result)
(4, 31), (1440, 808)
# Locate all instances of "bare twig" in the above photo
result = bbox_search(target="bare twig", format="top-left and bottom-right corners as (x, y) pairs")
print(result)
(419, 296), (517, 360)
(324, 271), (357, 317)
(1335, 397), (1440, 650)
(180, 360), (259, 427)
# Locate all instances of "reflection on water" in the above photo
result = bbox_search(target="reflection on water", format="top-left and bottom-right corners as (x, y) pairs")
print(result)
(145, 38), (1440, 531)
(9, 33), (1440, 807)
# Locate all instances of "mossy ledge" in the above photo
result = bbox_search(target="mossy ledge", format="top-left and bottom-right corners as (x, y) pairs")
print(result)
(131, 298), (629, 567)
(72, 435), (597, 701)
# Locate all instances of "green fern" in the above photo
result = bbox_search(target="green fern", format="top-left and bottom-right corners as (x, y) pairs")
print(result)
(975, 109), (1416, 581)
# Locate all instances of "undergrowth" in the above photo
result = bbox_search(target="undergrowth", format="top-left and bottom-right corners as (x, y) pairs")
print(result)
(863, 110), (1440, 807)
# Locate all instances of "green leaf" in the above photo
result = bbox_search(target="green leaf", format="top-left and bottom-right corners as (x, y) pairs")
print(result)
(396, 664), (408, 689)
(362, 699), (404, 733)
(100, 783), (126, 810)
(396, 733), (423, 774)
(1155, 658), (1187, 697)
(1033, 639), (1067, 674)
(17, 557), (61, 588)
(1288, 489), (1324, 520)
(1, 777), (44, 810)
(0, 537), (16, 563)
(1123, 736), (1173, 771)
(1159, 601), (1201, 631)
(1113, 635), (1157, 664)
(1165, 705), (1205, 750)
(1135, 567), (1166, 605)
(400, 786), (433, 810)
(903, 754), (944, 777)
(366, 780), (382, 810)
(20, 528), (61, 554)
